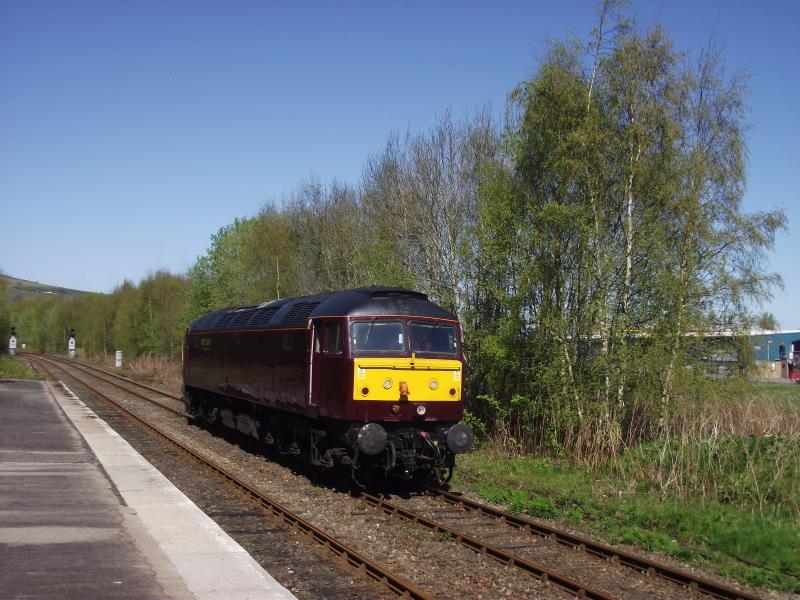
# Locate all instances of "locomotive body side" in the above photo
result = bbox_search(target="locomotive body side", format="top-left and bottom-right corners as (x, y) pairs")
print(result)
(185, 327), (308, 415)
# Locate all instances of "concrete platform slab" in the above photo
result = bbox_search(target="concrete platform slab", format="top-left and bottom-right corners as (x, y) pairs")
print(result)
(0, 378), (297, 600)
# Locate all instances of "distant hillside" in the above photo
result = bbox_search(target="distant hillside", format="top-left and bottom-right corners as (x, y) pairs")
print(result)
(1, 274), (94, 303)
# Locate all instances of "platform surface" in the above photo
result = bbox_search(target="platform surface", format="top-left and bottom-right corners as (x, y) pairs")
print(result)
(0, 378), (297, 600)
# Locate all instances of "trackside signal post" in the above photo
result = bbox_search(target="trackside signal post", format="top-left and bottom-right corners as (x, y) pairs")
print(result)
(68, 329), (76, 358)
(9, 327), (16, 355)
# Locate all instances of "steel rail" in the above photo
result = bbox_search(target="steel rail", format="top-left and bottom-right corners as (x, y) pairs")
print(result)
(44, 353), (183, 401)
(358, 492), (616, 600)
(40, 354), (185, 417)
(426, 489), (762, 600)
(28, 355), (434, 600)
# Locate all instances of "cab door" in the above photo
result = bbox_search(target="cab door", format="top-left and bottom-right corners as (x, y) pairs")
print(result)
(310, 319), (346, 417)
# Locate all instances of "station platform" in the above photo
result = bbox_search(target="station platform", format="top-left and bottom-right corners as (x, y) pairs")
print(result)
(0, 378), (297, 600)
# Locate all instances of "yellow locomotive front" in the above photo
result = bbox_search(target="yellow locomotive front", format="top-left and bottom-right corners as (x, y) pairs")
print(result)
(338, 317), (472, 484)
(347, 318), (463, 416)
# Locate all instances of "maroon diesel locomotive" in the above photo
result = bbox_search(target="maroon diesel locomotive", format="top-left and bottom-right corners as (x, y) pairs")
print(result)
(182, 287), (473, 484)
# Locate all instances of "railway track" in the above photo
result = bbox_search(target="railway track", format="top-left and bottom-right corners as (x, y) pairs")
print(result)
(41, 354), (185, 412)
(423, 489), (761, 600)
(28, 355), (430, 600)
(28, 354), (763, 600)
(351, 490), (759, 600)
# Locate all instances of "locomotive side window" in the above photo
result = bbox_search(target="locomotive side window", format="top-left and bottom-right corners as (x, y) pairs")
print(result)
(282, 333), (294, 350)
(409, 321), (458, 355)
(324, 322), (342, 354)
(351, 320), (405, 354)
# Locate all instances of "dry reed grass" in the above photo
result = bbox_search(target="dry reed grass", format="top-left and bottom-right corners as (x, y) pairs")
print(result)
(615, 393), (800, 514)
(97, 352), (182, 395)
(481, 382), (800, 514)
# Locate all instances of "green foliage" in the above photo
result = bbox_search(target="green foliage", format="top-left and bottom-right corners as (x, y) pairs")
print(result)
(12, 297), (63, 352)
(183, 214), (297, 318)
(753, 382), (800, 401)
(756, 312), (779, 330)
(11, 272), (187, 359)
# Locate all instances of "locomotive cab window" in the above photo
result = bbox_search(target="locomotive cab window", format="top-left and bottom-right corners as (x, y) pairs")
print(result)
(324, 321), (342, 354)
(409, 321), (458, 355)
(350, 320), (405, 354)
(314, 324), (322, 353)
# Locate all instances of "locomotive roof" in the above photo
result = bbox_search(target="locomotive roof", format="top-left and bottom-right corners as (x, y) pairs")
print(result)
(187, 287), (456, 333)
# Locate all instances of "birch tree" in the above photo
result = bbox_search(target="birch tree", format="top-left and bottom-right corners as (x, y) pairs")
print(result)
(471, 8), (784, 456)
(362, 110), (499, 325)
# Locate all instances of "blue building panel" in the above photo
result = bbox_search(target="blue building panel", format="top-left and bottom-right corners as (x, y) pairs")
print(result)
(749, 331), (800, 361)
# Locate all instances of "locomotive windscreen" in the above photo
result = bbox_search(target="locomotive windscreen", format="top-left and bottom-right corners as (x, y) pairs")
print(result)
(349, 319), (459, 356)
(409, 322), (458, 354)
(351, 320), (405, 353)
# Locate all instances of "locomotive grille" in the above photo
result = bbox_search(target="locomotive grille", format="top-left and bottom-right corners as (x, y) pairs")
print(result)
(248, 306), (282, 327)
(280, 301), (320, 327)
(190, 309), (228, 331)
(189, 304), (288, 332)
(228, 309), (256, 328)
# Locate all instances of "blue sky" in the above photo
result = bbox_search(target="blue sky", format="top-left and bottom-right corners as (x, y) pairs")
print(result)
(1, 1), (797, 328)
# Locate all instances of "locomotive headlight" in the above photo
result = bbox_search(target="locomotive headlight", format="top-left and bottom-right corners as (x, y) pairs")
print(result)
(383, 378), (393, 389)
(446, 424), (474, 454)
(428, 379), (438, 390)
(357, 423), (387, 456)
(416, 404), (426, 416)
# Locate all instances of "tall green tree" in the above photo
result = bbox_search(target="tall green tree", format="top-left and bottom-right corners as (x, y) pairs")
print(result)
(471, 7), (784, 455)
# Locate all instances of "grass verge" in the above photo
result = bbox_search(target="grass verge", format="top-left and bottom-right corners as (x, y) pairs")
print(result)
(0, 354), (42, 380)
(453, 445), (800, 592)
(753, 381), (800, 401)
